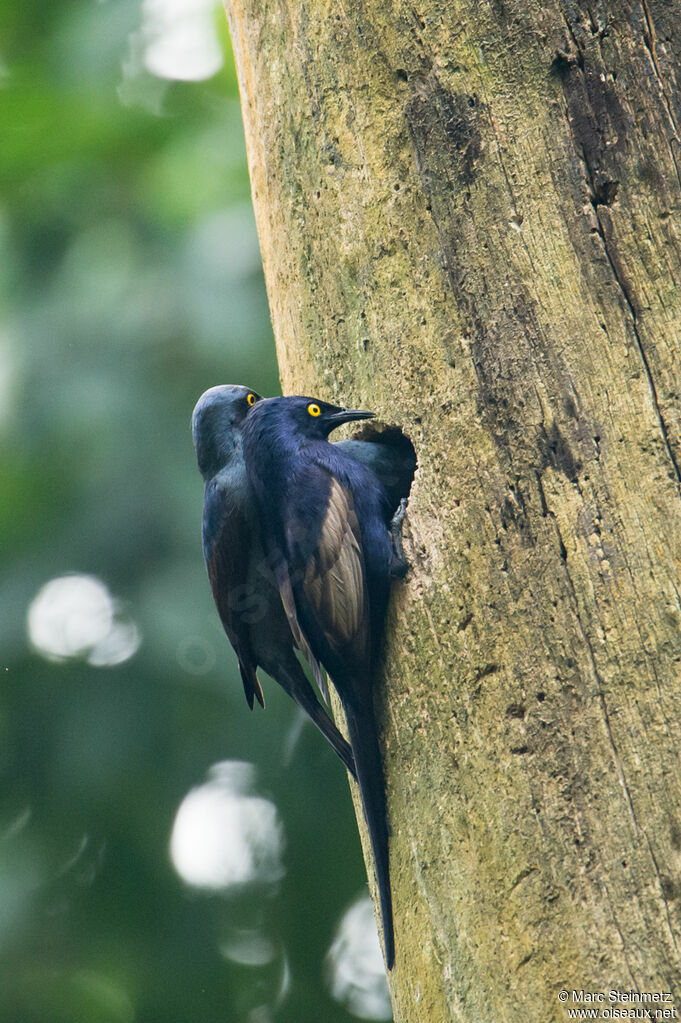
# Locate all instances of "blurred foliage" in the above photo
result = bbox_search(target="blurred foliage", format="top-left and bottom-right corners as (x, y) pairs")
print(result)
(0, 2), (390, 1020)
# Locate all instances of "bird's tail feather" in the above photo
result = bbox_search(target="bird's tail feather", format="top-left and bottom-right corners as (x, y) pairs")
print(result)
(344, 696), (394, 970)
(276, 662), (357, 779)
(305, 699), (357, 779)
(239, 662), (265, 709)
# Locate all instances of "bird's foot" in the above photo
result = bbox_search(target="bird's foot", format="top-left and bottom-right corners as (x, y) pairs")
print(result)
(389, 498), (409, 578)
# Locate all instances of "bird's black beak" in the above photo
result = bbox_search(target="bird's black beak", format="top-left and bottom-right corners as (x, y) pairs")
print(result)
(325, 407), (376, 428)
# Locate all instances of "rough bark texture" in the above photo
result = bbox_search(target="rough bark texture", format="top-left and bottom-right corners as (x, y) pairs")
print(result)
(224, 1), (681, 1019)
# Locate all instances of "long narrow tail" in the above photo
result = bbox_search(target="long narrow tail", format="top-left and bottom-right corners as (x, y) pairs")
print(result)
(344, 695), (394, 970)
(276, 661), (357, 780)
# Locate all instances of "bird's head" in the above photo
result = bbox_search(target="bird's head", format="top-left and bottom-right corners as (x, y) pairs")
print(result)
(192, 384), (262, 478)
(251, 395), (375, 442)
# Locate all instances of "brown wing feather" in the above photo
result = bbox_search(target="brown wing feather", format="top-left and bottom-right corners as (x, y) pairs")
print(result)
(277, 561), (330, 703)
(296, 477), (369, 664)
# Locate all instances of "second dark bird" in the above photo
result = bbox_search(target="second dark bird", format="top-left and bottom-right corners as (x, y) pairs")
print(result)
(242, 395), (409, 970)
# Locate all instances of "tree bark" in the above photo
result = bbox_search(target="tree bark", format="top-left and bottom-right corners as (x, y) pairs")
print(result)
(224, 1), (681, 1019)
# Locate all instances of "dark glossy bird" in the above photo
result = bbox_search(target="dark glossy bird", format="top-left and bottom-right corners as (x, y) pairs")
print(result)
(192, 384), (356, 777)
(242, 395), (408, 970)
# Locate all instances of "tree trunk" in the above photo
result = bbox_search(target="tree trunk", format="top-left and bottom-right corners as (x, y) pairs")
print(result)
(224, 1), (681, 1019)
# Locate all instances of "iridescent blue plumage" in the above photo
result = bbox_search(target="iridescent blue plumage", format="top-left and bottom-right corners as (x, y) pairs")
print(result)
(242, 395), (408, 970)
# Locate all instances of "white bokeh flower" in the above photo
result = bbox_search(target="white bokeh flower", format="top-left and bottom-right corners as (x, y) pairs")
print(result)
(27, 574), (140, 667)
(327, 895), (392, 1020)
(170, 761), (285, 890)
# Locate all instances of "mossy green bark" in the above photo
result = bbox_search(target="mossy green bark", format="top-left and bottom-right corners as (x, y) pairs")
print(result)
(224, 1), (681, 1019)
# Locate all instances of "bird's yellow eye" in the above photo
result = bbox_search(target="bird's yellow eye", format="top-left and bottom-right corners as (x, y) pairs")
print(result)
(246, 393), (257, 407)
(308, 403), (321, 417)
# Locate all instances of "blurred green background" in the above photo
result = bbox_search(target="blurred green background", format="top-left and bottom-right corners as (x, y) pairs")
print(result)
(1, 2), (392, 1020)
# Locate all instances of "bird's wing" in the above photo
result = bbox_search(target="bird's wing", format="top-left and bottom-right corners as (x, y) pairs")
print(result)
(286, 473), (370, 671)
(204, 486), (265, 709)
(276, 559), (330, 703)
